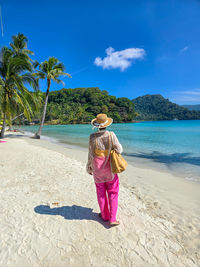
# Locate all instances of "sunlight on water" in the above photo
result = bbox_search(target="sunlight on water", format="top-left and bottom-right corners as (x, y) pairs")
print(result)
(21, 120), (200, 182)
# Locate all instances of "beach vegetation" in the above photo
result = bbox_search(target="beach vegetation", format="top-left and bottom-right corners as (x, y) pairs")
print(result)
(41, 87), (137, 124)
(33, 57), (71, 138)
(0, 34), (39, 138)
(10, 33), (34, 61)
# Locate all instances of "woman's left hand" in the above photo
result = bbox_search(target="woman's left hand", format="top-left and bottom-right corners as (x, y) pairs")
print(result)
(88, 166), (93, 175)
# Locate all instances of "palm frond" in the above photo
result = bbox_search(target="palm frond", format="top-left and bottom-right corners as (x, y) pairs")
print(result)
(23, 49), (34, 55)
(39, 61), (49, 73)
(13, 91), (31, 120)
(11, 33), (28, 50)
(10, 43), (17, 51)
(48, 57), (59, 70)
(53, 62), (65, 72)
(50, 68), (71, 78)
(33, 71), (46, 80)
(0, 47), (13, 75)
(51, 77), (65, 86)
(9, 57), (32, 74)
(32, 60), (40, 69)
(0, 77), (5, 87)
(22, 73), (39, 91)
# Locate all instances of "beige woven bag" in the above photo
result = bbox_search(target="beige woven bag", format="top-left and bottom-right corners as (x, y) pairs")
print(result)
(109, 132), (128, 173)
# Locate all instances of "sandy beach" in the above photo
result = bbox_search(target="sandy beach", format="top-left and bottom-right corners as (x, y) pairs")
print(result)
(0, 132), (199, 267)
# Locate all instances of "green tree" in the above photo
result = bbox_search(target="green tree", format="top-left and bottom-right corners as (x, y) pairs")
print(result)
(10, 33), (34, 61)
(33, 57), (71, 138)
(0, 46), (37, 138)
(42, 87), (137, 124)
(101, 105), (108, 113)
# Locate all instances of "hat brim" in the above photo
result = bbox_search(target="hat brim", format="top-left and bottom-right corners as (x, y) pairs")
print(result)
(91, 117), (113, 128)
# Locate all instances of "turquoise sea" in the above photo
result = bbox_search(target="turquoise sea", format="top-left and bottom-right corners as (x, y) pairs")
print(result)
(21, 120), (200, 182)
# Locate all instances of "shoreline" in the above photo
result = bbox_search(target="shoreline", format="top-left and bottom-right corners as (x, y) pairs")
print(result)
(1, 131), (200, 266)
(20, 118), (200, 127)
(22, 128), (200, 184)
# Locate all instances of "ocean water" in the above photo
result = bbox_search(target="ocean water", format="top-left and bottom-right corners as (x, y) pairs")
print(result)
(21, 120), (200, 182)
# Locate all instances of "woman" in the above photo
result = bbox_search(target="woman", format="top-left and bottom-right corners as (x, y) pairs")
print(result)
(86, 113), (123, 226)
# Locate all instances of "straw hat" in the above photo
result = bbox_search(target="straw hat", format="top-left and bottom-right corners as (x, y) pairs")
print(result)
(91, 113), (113, 128)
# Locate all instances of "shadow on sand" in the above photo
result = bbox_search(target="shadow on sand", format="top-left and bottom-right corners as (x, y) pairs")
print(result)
(4, 133), (25, 138)
(124, 151), (200, 167)
(34, 204), (110, 229)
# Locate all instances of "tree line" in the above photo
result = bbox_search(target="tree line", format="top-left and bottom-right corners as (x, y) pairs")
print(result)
(41, 87), (136, 124)
(133, 94), (200, 120)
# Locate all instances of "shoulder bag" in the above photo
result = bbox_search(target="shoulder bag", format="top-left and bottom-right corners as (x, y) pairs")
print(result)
(109, 132), (128, 173)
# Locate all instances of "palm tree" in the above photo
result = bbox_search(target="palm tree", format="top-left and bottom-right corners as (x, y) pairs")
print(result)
(33, 57), (71, 139)
(0, 46), (38, 138)
(10, 33), (34, 60)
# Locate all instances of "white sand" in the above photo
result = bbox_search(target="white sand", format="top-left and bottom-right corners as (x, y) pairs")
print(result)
(0, 133), (199, 267)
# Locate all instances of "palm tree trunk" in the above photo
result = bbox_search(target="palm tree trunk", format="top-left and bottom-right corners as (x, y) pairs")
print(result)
(34, 79), (51, 139)
(12, 112), (24, 121)
(0, 113), (6, 139)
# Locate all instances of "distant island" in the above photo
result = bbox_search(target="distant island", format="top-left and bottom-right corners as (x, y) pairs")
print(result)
(132, 94), (200, 121)
(181, 104), (200, 111)
(22, 88), (200, 125)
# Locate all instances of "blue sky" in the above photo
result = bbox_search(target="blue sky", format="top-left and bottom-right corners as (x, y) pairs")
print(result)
(1, 0), (200, 104)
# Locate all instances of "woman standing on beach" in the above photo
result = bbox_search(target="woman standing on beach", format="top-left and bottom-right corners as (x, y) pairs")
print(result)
(86, 114), (123, 226)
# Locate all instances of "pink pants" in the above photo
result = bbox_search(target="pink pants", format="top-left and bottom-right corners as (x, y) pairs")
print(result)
(95, 174), (119, 222)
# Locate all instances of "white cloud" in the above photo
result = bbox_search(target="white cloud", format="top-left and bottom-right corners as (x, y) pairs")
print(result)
(175, 89), (200, 96)
(94, 47), (145, 71)
(170, 89), (200, 104)
(180, 46), (189, 53)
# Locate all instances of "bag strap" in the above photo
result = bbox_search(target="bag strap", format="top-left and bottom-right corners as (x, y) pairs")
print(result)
(101, 131), (112, 168)
(95, 136), (98, 149)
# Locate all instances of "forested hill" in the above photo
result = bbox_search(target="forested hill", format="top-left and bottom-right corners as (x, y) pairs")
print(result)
(45, 87), (136, 124)
(132, 94), (200, 120)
